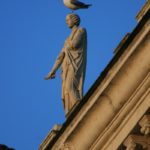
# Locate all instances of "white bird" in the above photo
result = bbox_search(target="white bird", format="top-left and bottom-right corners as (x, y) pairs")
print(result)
(63, 0), (92, 11)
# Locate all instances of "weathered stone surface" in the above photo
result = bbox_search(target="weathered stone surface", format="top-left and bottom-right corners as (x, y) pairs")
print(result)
(45, 14), (87, 115)
(40, 2), (150, 150)
(136, 0), (150, 22)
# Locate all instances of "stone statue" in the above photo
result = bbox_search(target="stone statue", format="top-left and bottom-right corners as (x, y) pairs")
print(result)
(45, 13), (87, 115)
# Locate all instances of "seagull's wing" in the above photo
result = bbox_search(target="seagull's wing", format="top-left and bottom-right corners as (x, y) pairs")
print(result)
(70, 0), (86, 7)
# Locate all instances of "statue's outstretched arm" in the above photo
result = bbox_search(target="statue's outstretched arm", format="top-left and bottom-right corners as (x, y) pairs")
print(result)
(45, 51), (65, 80)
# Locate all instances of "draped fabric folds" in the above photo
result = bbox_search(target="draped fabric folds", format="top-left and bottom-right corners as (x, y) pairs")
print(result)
(51, 27), (87, 114)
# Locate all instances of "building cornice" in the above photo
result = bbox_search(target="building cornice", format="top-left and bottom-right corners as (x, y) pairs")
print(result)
(136, 0), (150, 22)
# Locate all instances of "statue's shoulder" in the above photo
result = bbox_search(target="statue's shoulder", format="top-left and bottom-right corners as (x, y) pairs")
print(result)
(78, 27), (87, 34)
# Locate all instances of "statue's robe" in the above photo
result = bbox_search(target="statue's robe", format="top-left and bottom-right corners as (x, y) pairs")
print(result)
(51, 27), (87, 114)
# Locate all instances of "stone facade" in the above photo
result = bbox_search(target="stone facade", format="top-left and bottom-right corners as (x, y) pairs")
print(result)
(39, 2), (150, 150)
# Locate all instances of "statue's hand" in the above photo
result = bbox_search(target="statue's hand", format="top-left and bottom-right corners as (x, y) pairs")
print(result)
(64, 38), (71, 47)
(65, 38), (74, 50)
(65, 38), (69, 44)
(44, 72), (55, 80)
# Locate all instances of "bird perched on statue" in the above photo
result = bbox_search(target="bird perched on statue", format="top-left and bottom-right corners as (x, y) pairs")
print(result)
(63, 0), (92, 12)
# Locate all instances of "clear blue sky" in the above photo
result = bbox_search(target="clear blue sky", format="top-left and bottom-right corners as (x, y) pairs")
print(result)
(0, 0), (145, 150)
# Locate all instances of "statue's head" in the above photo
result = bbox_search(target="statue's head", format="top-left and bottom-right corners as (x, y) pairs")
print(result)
(66, 14), (80, 28)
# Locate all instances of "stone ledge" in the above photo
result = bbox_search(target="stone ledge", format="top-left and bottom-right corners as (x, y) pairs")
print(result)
(136, 0), (150, 22)
(39, 125), (62, 150)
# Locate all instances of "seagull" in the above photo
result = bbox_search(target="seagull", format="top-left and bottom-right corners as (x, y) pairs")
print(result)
(63, 0), (92, 12)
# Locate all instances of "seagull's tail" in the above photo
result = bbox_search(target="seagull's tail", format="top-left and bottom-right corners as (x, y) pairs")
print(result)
(83, 4), (92, 9)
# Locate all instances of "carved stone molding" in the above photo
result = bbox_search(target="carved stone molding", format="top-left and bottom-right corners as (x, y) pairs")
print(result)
(136, 1), (150, 22)
(60, 142), (74, 150)
(139, 115), (150, 135)
(123, 135), (150, 150)
(39, 124), (62, 150)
